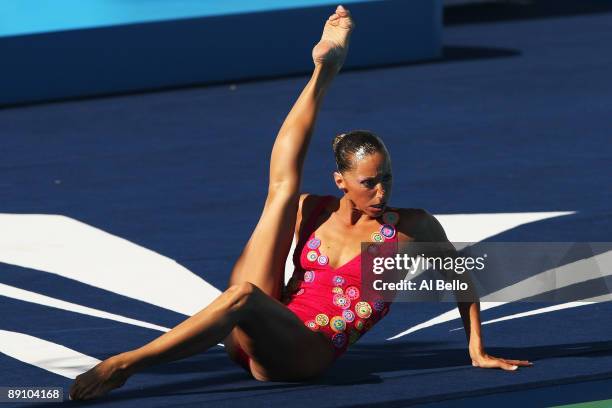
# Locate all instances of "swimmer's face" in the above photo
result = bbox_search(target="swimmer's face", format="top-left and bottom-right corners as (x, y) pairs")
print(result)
(334, 151), (392, 217)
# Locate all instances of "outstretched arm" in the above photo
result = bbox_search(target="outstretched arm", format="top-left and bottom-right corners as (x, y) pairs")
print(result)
(268, 5), (353, 194)
(423, 212), (533, 371)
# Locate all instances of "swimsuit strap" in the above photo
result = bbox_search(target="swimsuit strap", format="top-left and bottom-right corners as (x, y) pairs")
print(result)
(301, 195), (335, 241)
(293, 195), (334, 267)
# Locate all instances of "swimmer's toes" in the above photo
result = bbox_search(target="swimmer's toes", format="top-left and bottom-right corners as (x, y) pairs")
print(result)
(327, 15), (340, 26)
(334, 5), (354, 29)
(325, 14), (353, 33)
(336, 5), (350, 17)
(313, 6), (354, 66)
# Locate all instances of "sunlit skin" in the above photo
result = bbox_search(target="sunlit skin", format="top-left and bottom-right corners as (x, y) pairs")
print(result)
(69, 6), (355, 399)
(68, 5), (531, 401)
(328, 148), (532, 372)
(333, 150), (393, 222)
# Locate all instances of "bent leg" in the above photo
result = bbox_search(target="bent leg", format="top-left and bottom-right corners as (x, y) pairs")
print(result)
(69, 282), (333, 400)
(225, 283), (335, 381)
(68, 8), (355, 401)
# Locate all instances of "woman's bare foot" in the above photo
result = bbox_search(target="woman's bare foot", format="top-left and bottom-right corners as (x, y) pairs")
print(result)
(312, 5), (355, 71)
(69, 354), (131, 400)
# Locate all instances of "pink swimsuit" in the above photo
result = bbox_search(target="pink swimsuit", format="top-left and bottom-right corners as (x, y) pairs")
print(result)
(233, 195), (399, 372)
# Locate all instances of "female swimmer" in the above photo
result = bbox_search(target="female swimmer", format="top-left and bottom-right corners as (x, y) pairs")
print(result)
(69, 5), (530, 400)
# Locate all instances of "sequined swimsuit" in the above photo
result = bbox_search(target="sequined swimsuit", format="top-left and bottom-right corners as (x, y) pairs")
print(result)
(233, 195), (400, 371)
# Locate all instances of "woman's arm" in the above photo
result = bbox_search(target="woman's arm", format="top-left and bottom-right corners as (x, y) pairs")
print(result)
(422, 212), (533, 371)
(458, 300), (485, 358)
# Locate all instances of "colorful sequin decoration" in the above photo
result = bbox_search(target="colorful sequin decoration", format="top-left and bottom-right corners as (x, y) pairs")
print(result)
(306, 250), (318, 262)
(330, 316), (346, 332)
(333, 294), (351, 309)
(354, 319), (365, 331)
(332, 286), (344, 294)
(332, 275), (345, 286)
(317, 254), (329, 266)
(355, 301), (372, 318)
(371, 232), (384, 242)
(342, 309), (355, 322)
(304, 270), (315, 283)
(315, 313), (329, 326)
(373, 299), (385, 312)
(307, 238), (321, 250)
(305, 320), (320, 331)
(345, 286), (360, 300)
(332, 332), (348, 348)
(380, 224), (396, 239)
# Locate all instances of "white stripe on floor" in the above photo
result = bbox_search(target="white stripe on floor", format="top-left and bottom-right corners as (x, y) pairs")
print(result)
(0, 213), (221, 316)
(0, 330), (100, 379)
(0, 282), (170, 332)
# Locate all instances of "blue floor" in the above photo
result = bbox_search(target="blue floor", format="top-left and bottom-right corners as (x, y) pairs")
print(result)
(1, 2), (611, 407)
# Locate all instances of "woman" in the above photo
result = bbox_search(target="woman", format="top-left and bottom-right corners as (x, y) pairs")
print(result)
(69, 5), (531, 400)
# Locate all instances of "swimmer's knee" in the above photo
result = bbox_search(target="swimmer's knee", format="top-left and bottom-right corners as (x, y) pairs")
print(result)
(226, 281), (259, 312)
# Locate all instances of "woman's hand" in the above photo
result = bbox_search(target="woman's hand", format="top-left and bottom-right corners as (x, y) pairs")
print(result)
(470, 349), (533, 371)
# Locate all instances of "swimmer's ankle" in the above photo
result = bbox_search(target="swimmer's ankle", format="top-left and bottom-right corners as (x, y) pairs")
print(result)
(313, 63), (337, 81)
(307, 67), (335, 98)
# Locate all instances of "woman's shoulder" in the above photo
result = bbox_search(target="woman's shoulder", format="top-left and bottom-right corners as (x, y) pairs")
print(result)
(298, 193), (324, 212)
(298, 193), (336, 215)
(390, 207), (443, 241)
(295, 193), (336, 237)
(391, 207), (431, 223)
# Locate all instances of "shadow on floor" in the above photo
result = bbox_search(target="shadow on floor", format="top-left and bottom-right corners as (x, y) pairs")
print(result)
(320, 339), (612, 384)
(45, 338), (612, 407)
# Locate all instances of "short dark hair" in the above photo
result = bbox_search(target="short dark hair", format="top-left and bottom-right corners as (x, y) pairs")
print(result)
(332, 130), (387, 173)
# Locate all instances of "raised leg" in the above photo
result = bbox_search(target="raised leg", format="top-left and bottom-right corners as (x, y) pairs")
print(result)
(226, 4), (354, 300)
(68, 5), (355, 400)
(224, 5), (354, 367)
